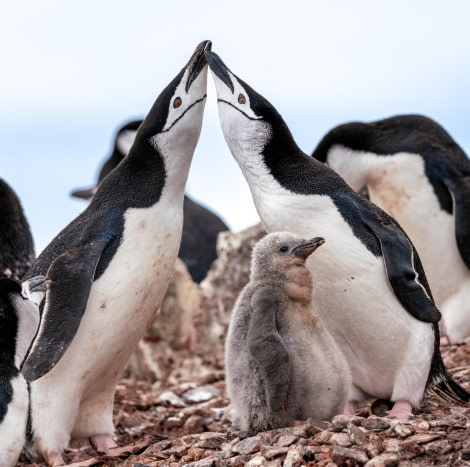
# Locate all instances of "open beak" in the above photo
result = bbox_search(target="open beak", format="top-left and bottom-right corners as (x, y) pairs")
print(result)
(205, 50), (234, 93)
(293, 237), (325, 259)
(185, 40), (212, 92)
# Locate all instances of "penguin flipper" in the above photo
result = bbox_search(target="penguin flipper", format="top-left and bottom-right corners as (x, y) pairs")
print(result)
(443, 177), (470, 271)
(21, 238), (109, 382)
(247, 287), (291, 413)
(353, 197), (441, 323)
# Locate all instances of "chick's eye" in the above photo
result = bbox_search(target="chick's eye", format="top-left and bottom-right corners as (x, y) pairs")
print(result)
(173, 97), (182, 108)
(238, 94), (246, 104)
(279, 246), (288, 253)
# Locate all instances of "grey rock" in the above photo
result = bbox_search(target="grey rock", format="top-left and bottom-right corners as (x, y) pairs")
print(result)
(361, 416), (391, 431)
(231, 436), (263, 455)
(331, 446), (369, 465)
(364, 453), (399, 467)
(182, 385), (221, 404)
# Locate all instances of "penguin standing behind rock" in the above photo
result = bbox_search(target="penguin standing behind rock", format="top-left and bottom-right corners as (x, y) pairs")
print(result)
(311, 114), (470, 345)
(0, 178), (35, 280)
(206, 49), (470, 419)
(70, 119), (229, 283)
(226, 232), (350, 432)
(20, 40), (211, 466)
(0, 276), (47, 467)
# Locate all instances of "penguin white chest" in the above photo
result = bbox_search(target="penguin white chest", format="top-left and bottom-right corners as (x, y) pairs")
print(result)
(46, 197), (183, 385)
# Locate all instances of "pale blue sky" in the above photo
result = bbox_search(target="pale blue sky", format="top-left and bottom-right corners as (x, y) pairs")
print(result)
(2, 1), (470, 253)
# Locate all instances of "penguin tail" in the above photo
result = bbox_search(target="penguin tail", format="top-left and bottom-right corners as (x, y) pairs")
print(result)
(430, 374), (470, 404)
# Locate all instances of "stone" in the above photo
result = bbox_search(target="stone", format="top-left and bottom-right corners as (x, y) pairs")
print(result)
(331, 446), (369, 465)
(330, 432), (353, 447)
(231, 436), (263, 455)
(361, 416), (391, 431)
(182, 386), (221, 404)
(157, 390), (187, 408)
(364, 453), (399, 467)
(195, 433), (227, 450)
(275, 435), (298, 447)
(332, 414), (365, 431)
(348, 424), (368, 446)
(283, 445), (306, 467)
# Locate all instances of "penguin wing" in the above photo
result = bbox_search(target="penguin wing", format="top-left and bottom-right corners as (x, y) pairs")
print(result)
(247, 287), (291, 412)
(21, 237), (109, 382)
(443, 177), (470, 270)
(349, 195), (442, 323)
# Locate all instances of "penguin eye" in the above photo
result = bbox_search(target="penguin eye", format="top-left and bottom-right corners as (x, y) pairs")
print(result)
(279, 246), (288, 253)
(238, 94), (246, 104)
(173, 97), (182, 108)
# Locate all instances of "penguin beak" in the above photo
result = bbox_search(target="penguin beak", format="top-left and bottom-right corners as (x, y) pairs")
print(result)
(27, 275), (50, 293)
(205, 50), (234, 93)
(185, 40), (212, 92)
(293, 237), (325, 259)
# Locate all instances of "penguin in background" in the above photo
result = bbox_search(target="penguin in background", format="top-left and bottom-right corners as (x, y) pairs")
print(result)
(311, 114), (470, 345)
(226, 232), (350, 432)
(0, 275), (48, 467)
(21, 40), (211, 466)
(71, 120), (229, 283)
(0, 178), (35, 280)
(205, 49), (470, 419)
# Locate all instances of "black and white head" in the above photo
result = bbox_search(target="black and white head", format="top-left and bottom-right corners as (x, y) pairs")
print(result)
(0, 276), (48, 369)
(205, 50), (298, 184)
(251, 232), (325, 279)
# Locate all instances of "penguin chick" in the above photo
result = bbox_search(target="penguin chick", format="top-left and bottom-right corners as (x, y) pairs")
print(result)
(312, 114), (470, 345)
(0, 276), (48, 467)
(226, 232), (350, 432)
(206, 50), (470, 419)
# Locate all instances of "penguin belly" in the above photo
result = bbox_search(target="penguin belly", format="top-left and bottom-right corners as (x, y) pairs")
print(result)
(256, 190), (435, 405)
(333, 150), (470, 342)
(282, 305), (350, 421)
(30, 197), (183, 452)
(0, 374), (30, 467)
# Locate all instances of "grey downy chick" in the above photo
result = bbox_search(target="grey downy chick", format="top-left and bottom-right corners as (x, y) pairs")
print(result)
(225, 231), (350, 432)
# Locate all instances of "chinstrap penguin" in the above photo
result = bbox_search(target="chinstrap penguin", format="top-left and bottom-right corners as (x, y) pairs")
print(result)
(21, 40), (211, 466)
(0, 178), (35, 280)
(226, 232), (350, 432)
(312, 114), (470, 345)
(71, 119), (229, 283)
(206, 50), (470, 419)
(0, 276), (47, 467)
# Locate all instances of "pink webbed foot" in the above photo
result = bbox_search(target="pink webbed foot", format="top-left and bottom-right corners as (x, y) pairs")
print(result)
(89, 434), (117, 453)
(440, 335), (455, 347)
(343, 400), (356, 415)
(43, 451), (66, 467)
(387, 399), (413, 419)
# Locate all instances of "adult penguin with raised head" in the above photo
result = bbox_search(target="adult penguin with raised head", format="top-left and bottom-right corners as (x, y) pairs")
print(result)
(21, 40), (211, 467)
(70, 119), (229, 283)
(205, 49), (470, 420)
(311, 114), (470, 345)
(0, 276), (47, 467)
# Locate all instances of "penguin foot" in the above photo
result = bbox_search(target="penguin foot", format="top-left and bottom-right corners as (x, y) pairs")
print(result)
(343, 400), (356, 415)
(386, 399), (413, 419)
(440, 335), (455, 347)
(89, 434), (117, 453)
(43, 450), (66, 467)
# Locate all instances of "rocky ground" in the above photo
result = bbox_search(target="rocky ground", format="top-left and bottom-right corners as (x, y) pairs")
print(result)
(15, 226), (470, 466)
(17, 339), (470, 467)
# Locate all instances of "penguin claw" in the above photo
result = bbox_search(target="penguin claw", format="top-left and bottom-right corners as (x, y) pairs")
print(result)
(43, 451), (66, 467)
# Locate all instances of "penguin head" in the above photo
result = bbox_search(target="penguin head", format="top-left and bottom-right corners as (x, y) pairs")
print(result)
(0, 276), (47, 368)
(251, 232), (325, 279)
(205, 50), (299, 184)
(135, 40), (211, 171)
